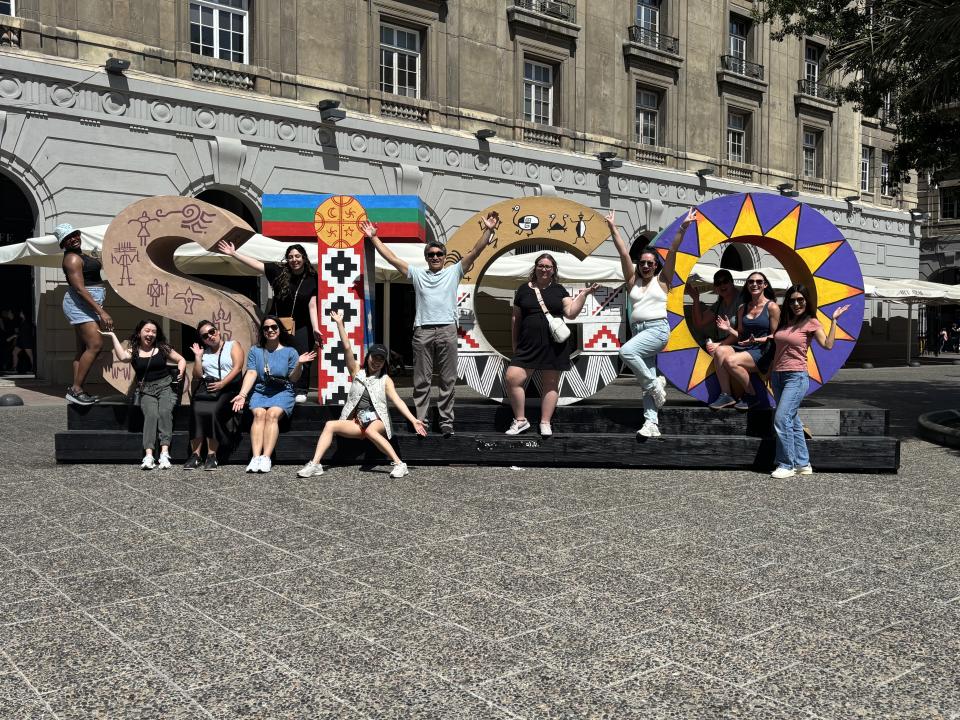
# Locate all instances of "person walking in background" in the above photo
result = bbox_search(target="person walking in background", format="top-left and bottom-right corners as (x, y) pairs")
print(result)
(297, 311), (426, 479)
(183, 320), (245, 471)
(363, 213), (499, 437)
(231, 316), (316, 474)
(58, 224), (113, 405)
(216, 241), (320, 403)
(707, 271), (780, 411)
(502, 254), (596, 436)
(609, 208), (695, 438)
(101, 320), (186, 470)
(11, 310), (35, 373)
(769, 284), (849, 478)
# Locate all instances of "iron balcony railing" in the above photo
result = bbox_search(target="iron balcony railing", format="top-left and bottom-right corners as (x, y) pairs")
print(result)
(797, 79), (838, 101)
(720, 54), (764, 81)
(513, 0), (576, 22)
(627, 25), (680, 55)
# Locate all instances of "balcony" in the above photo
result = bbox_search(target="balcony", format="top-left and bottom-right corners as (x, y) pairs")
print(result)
(795, 79), (840, 117)
(623, 25), (683, 74)
(627, 26), (679, 55)
(717, 54), (767, 97)
(507, 0), (580, 42)
(798, 79), (837, 101)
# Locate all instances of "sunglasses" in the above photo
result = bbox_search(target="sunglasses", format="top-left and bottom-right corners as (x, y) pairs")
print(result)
(201, 328), (218, 339)
(425, 251), (445, 258)
(714, 279), (732, 287)
(788, 297), (806, 305)
(746, 279), (765, 286)
(262, 324), (280, 332)
(638, 260), (656, 267)
(536, 265), (555, 270)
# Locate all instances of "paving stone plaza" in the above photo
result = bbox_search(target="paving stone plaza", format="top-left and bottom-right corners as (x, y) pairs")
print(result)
(1, 365), (959, 719)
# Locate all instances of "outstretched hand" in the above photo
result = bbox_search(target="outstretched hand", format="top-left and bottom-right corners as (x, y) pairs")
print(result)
(482, 211), (500, 231)
(680, 207), (697, 228)
(360, 221), (377, 239)
(412, 418), (427, 437)
(716, 315), (732, 333)
(603, 210), (616, 228)
(230, 394), (246, 413)
(832, 304), (850, 319)
(298, 350), (318, 364)
(216, 240), (236, 256)
(580, 283), (599, 296)
(190, 342), (203, 358)
(329, 309), (343, 325)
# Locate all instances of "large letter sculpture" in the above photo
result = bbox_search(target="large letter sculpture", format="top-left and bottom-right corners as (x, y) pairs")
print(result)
(655, 193), (864, 403)
(444, 198), (623, 405)
(100, 197), (261, 393)
(262, 194), (426, 404)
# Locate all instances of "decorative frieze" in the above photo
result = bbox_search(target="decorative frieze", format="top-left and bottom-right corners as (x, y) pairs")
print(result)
(381, 100), (428, 124)
(191, 63), (254, 91)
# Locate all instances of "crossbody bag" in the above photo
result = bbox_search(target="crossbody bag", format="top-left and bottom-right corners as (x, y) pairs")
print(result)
(531, 283), (571, 343)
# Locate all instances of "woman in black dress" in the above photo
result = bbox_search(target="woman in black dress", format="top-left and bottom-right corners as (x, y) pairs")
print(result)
(503, 253), (597, 436)
(216, 241), (320, 403)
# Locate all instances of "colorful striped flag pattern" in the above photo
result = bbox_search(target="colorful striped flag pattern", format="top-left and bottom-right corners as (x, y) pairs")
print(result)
(262, 194), (426, 242)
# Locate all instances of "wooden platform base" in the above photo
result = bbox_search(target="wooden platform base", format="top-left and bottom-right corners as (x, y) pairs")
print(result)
(55, 401), (899, 472)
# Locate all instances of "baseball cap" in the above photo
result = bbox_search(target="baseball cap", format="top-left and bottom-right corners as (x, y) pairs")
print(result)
(367, 343), (389, 359)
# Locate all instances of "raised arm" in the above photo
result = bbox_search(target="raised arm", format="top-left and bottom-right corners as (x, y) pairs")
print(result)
(384, 376), (427, 436)
(562, 284), (598, 320)
(658, 207), (697, 292)
(330, 310), (359, 377)
(361, 221), (409, 276)
(604, 211), (636, 290)
(813, 304), (849, 350)
(460, 212), (499, 272)
(99, 331), (132, 362)
(216, 240), (265, 274)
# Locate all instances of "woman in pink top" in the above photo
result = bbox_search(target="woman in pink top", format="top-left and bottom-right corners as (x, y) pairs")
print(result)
(769, 284), (849, 479)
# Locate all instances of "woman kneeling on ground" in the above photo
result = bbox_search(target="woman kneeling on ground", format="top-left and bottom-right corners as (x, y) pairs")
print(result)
(231, 316), (316, 473)
(707, 271), (780, 411)
(297, 310), (426, 479)
(769, 284), (848, 479)
(184, 320), (245, 470)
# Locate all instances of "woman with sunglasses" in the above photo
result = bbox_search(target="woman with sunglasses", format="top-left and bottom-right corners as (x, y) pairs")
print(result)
(769, 284), (849, 478)
(231, 316), (317, 473)
(183, 320), (245, 470)
(217, 241), (320, 403)
(608, 208), (695, 438)
(297, 310), (426, 479)
(707, 271), (780, 411)
(502, 253), (597, 436)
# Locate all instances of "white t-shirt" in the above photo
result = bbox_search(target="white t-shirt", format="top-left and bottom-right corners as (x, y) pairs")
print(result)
(407, 262), (464, 327)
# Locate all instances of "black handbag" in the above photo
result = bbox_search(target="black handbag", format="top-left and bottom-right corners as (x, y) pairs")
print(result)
(192, 345), (225, 402)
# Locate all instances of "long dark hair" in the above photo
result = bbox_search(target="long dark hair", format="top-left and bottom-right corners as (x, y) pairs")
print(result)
(738, 271), (777, 305)
(781, 283), (815, 326)
(128, 319), (172, 354)
(528, 253), (558, 283)
(635, 247), (663, 278)
(258, 314), (296, 348)
(273, 244), (316, 301)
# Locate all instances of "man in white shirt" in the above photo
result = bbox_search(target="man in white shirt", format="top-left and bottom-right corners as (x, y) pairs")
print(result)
(362, 213), (498, 437)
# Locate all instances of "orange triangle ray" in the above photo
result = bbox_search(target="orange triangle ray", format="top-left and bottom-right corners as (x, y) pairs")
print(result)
(806, 348), (823, 385)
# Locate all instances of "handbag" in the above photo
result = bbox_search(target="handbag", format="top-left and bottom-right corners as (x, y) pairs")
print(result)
(262, 349), (290, 389)
(129, 350), (154, 406)
(531, 283), (570, 343)
(277, 275), (304, 335)
(192, 345), (225, 402)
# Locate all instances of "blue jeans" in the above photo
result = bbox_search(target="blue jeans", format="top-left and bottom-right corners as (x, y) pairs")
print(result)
(771, 370), (810, 469)
(619, 319), (669, 425)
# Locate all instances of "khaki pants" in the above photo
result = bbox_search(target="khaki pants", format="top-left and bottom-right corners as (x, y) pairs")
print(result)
(412, 323), (458, 432)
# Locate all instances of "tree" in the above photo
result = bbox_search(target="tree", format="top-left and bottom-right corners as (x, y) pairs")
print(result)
(755, 0), (960, 182)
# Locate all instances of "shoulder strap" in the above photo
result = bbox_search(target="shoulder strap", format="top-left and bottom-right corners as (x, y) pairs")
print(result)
(530, 282), (551, 316)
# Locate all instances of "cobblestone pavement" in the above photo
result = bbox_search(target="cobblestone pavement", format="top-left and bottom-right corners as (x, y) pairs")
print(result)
(2, 397), (960, 718)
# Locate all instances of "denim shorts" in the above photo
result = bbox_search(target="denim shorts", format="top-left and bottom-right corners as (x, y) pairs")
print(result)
(63, 286), (105, 325)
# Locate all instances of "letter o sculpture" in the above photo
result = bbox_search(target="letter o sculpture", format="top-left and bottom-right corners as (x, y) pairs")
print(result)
(654, 192), (865, 402)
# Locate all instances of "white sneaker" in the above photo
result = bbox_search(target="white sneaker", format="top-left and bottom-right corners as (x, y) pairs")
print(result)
(259, 456), (272, 473)
(505, 418), (531, 435)
(297, 461), (324, 478)
(637, 421), (661, 438)
(795, 465), (813, 475)
(389, 462), (409, 478)
(771, 466), (797, 479)
(157, 453), (172, 470)
(539, 422), (553, 437)
(650, 376), (667, 409)
(295, 394), (307, 404)
(140, 454), (156, 470)
(245, 456), (261, 473)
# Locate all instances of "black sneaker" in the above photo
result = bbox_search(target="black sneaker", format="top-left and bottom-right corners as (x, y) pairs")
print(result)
(183, 454), (202, 470)
(65, 387), (96, 406)
(203, 455), (219, 471)
(442, 428), (455, 438)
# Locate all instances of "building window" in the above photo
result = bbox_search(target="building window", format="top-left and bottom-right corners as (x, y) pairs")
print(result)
(880, 150), (891, 195)
(804, 44), (821, 84)
(190, 0), (248, 64)
(729, 16), (748, 61)
(942, 188), (960, 220)
(635, 87), (660, 146)
(380, 23), (421, 98)
(636, 0), (659, 32)
(523, 60), (554, 126)
(802, 128), (821, 178)
(861, 146), (872, 192)
(727, 110), (748, 163)
(0, 1), (13, 15)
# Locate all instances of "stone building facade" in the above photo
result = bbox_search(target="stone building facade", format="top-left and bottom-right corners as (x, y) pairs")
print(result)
(0, 0), (922, 383)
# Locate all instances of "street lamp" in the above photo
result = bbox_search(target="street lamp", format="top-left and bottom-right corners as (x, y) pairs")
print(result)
(695, 167), (715, 178)
(105, 58), (130, 75)
(318, 99), (346, 123)
(597, 151), (623, 170)
(475, 129), (497, 140)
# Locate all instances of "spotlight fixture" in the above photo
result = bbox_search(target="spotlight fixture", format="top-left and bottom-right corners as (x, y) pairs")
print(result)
(597, 152), (623, 169)
(777, 182), (795, 192)
(782, 189), (800, 197)
(317, 99), (346, 123)
(105, 57), (130, 75)
(475, 129), (497, 140)
(909, 209), (929, 220)
(695, 167), (715, 178)
(843, 194), (860, 203)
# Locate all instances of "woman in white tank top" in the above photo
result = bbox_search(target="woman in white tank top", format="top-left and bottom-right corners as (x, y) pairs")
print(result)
(605, 208), (697, 438)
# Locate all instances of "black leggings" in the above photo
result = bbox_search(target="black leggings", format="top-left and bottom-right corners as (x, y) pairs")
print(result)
(190, 392), (235, 445)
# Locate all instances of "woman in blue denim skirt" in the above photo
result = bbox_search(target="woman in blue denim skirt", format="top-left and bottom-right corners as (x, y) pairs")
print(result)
(606, 208), (696, 438)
